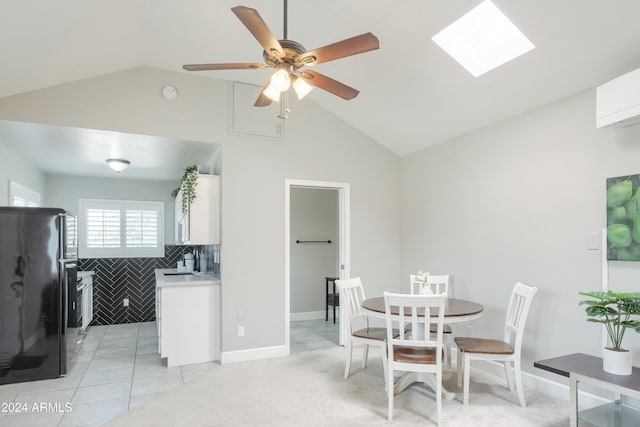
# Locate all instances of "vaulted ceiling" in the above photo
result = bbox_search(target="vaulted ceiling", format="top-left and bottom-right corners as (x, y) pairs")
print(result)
(2, 0), (640, 157)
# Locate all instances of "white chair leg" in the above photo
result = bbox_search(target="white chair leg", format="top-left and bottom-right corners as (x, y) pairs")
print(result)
(514, 358), (526, 408)
(362, 344), (369, 369)
(445, 335), (452, 371)
(463, 355), (471, 405)
(381, 346), (389, 395)
(344, 343), (353, 378)
(457, 350), (463, 387)
(388, 367), (394, 421)
(436, 371), (442, 426)
(504, 360), (515, 392)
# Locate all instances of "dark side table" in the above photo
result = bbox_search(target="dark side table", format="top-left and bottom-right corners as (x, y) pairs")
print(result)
(534, 353), (640, 426)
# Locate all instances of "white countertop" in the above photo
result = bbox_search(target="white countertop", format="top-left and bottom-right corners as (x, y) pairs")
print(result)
(155, 269), (221, 288)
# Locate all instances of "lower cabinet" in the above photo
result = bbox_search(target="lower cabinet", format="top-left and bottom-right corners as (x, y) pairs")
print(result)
(156, 282), (221, 367)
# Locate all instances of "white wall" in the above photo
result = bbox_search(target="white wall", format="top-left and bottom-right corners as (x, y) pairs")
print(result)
(290, 188), (339, 314)
(0, 67), (402, 354)
(45, 174), (178, 243)
(0, 140), (46, 206)
(400, 89), (640, 381)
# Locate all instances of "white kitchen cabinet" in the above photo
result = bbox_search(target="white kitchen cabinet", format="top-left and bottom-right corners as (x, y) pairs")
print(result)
(155, 269), (221, 367)
(175, 174), (220, 245)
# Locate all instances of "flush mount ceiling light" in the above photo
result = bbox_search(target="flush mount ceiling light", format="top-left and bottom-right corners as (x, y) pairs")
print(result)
(432, 0), (535, 77)
(106, 158), (130, 173)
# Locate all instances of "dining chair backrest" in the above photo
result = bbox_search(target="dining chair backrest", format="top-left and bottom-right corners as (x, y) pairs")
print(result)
(409, 273), (450, 296)
(335, 277), (368, 332)
(503, 282), (538, 353)
(384, 292), (446, 358)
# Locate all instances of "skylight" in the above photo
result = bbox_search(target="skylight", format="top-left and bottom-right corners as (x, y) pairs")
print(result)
(432, 0), (535, 77)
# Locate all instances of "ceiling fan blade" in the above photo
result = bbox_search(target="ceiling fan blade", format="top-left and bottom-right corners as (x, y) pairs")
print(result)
(298, 32), (379, 66)
(299, 70), (359, 100)
(231, 6), (284, 58)
(254, 80), (273, 107)
(183, 63), (267, 71)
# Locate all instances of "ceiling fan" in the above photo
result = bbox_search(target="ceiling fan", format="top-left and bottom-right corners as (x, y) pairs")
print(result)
(183, 1), (380, 107)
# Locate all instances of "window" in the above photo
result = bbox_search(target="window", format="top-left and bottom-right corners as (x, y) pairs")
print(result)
(79, 199), (164, 258)
(9, 180), (41, 207)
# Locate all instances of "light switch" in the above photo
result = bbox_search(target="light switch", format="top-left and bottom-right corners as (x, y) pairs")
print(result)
(586, 232), (601, 250)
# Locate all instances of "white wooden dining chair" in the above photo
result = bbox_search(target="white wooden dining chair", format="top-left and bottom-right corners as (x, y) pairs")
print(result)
(384, 292), (446, 425)
(409, 273), (453, 370)
(409, 273), (450, 296)
(455, 282), (538, 407)
(335, 278), (399, 392)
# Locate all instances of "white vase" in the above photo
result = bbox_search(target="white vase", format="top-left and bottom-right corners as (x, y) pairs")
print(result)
(603, 347), (632, 375)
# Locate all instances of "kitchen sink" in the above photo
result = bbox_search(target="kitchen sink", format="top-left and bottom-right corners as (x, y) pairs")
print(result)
(164, 272), (194, 276)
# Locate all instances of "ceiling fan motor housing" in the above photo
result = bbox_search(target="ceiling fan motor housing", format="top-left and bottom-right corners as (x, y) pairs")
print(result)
(264, 39), (308, 69)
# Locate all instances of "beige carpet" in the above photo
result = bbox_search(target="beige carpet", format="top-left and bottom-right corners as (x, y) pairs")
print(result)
(106, 346), (568, 426)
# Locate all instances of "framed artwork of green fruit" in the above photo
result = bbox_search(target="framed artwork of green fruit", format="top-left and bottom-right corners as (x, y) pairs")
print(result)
(607, 174), (640, 261)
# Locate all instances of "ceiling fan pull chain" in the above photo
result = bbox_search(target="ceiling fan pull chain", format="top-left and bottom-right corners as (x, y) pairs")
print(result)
(278, 91), (291, 120)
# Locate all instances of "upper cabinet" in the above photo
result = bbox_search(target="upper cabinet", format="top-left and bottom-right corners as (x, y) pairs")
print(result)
(175, 175), (220, 245)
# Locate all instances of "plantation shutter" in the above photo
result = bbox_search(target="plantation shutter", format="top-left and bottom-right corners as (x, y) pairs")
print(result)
(86, 209), (121, 248)
(79, 199), (164, 258)
(126, 209), (159, 248)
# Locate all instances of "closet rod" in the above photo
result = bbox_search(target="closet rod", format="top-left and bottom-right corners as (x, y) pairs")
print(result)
(296, 240), (332, 244)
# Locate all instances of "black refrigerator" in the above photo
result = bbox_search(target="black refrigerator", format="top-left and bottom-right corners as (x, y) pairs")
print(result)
(0, 207), (77, 385)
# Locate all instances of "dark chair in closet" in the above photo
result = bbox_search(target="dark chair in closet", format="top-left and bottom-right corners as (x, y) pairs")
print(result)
(326, 277), (339, 323)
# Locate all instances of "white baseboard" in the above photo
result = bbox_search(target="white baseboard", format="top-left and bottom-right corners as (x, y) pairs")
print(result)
(220, 345), (288, 364)
(450, 348), (608, 409)
(291, 311), (338, 321)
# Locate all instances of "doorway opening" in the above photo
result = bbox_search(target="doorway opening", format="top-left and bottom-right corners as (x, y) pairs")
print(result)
(284, 180), (350, 354)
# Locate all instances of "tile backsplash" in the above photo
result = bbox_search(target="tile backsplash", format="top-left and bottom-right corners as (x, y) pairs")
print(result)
(78, 244), (219, 325)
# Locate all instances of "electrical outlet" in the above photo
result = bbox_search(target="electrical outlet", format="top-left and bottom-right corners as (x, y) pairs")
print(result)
(123, 298), (129, 307)
(238, 326), (245, 337)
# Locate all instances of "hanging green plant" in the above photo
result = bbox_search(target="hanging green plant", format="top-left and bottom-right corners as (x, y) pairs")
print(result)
(180, 165), (199, 216)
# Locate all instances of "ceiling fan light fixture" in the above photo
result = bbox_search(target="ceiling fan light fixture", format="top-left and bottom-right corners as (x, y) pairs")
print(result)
(270, 68), (291, 92)
(263, 83), (281, 102)
(106, 158), (130, 173)
(292, 76), (313, 100)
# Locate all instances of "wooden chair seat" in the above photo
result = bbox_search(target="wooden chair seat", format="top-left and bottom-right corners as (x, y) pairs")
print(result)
(455, 337), (514, 355)
(393, 346), (440, 364)
(353, 327), (400, 341)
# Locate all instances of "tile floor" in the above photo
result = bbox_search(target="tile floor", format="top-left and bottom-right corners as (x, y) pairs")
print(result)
(290, 318), (340, 353)
(0, 322), (215, 427)
(0, 319), (339, 427)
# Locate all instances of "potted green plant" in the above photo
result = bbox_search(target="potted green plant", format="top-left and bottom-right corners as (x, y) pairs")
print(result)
(579, 290), (640, 375)
(180, 165), (199, 217)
